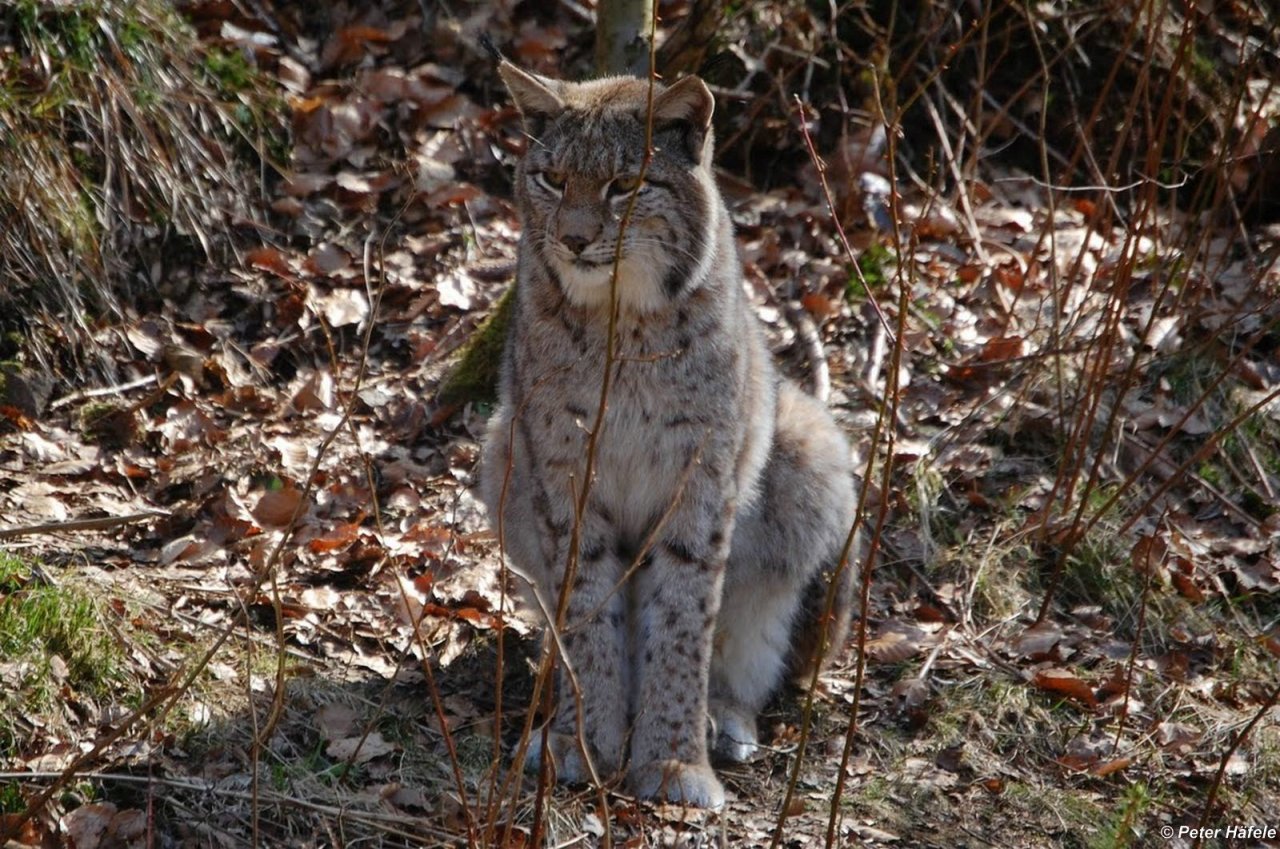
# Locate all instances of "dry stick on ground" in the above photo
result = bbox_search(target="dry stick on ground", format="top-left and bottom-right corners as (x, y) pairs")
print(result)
(0, 684), (178, 842)
(49, 374), (159, 409)
(1190, 681), (1280, 849)
(0, 511), (169, 540)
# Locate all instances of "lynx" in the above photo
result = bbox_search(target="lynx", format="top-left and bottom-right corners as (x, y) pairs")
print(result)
(479, 61), (858, 809)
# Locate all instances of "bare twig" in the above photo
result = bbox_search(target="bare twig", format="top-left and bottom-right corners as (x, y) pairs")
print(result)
(0, 511), (168, 540)
(1191, 682), (1280, 849)
(49, 374), (159, 409)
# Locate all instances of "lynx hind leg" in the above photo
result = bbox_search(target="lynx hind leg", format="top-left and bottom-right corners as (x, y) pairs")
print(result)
(786, 542), (860, 686)
(711, 382), (856, 762)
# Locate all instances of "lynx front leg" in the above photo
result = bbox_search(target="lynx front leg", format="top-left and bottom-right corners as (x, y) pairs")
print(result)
(627, 532), (727, 809)
(527, 527), (631, 784)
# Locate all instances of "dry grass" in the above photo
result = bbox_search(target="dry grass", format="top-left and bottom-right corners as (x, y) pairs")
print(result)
(0, 0), (279, 372)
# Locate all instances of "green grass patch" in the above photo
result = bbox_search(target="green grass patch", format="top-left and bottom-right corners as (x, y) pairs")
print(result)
(846, 243), (893, 302)
(1089, 781), (1153, 849)
(0, 551), (124, 750)
(0, 780), (23, 814)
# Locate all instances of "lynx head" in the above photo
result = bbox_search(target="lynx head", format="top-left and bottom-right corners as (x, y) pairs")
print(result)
(499, 62), (720, 314)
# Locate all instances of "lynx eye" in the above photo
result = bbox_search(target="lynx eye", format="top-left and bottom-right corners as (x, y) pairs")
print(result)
(608, 175), (644, 196)
(536, 169), (566, 192)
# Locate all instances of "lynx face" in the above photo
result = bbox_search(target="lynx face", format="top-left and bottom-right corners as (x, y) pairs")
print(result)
(507, 74), (719, 314)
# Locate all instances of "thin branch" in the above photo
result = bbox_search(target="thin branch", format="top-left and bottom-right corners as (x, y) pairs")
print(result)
(0, 511), (169, 540)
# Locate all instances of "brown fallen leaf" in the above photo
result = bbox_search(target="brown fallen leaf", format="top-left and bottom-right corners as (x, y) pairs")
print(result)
(978, 335), (1025, 362)
(308, 521), (362, 553)
(106, 808), (146, 845)
(316, 703), (360, 741)
(1091, 757), (1133, 777)
(1171, 570), (1205, 602)
(246, 246), (295, 278)
(1013, 623), (1064, 660)
(864, 621), (927, 663)
(800, 291), (835, 319)
(1031, 667), (1098, 707)
(252, 486), (305, 528)
(0, 812), (45, 846)
(1130, 533), (1166, 577)
(978, 777), (1005, 794)
(61, 803), (117, 849)
(1056, 753), (1098, 772)
(327, 731), (397, 763)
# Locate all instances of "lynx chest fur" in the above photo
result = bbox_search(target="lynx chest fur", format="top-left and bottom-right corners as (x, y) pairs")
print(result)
(480, 61), (857, 809)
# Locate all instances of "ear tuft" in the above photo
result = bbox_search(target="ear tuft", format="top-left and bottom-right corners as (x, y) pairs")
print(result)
(499, 62), (565, 136)
(651, 76), (715, 160)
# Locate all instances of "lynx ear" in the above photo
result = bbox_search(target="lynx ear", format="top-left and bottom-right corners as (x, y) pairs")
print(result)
(651, 76), (715, 161)
(499, 61), (565, 138)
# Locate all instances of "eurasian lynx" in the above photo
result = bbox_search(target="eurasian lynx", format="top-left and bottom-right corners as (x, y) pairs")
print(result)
(480, 61), (858, 809)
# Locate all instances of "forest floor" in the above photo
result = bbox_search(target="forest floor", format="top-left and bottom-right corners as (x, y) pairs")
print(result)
(1, 2), (1279, 847)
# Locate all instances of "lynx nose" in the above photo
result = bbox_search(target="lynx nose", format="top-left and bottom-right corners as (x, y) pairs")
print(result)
(557, 205), (601, 256)
(559, 233), (590, 255)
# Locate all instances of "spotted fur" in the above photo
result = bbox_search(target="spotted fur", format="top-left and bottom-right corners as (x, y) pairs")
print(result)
(479, 63), (858, 809)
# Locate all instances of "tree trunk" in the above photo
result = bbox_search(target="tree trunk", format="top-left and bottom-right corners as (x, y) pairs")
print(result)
(595, 0), (654, 76)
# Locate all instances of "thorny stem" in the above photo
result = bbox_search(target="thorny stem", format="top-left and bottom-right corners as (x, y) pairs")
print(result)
(1191, 681), (1280, 849)
(366, 219), (479, 846)
(1113, 507), (1166, 753)
(830, 68), (911, 849)
(1034, 4), (1197, 623)
(766, 83), (902, 847)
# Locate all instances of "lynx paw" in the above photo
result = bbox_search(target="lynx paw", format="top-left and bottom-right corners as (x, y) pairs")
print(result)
(523, 729), (590, 783)
(710, 702), (759, 763)
(628, 759), (726, 809)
